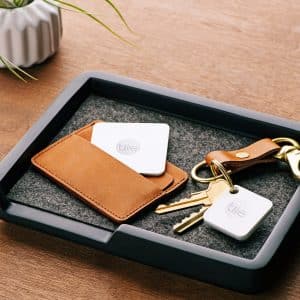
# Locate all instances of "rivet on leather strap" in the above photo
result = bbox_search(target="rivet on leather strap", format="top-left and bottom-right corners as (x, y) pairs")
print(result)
(205, 138), (280, 174)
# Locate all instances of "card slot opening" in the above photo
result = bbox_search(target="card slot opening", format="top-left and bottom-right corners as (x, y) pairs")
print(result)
(74, 122), (175, 191)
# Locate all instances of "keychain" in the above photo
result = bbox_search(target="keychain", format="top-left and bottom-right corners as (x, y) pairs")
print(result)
(191, 137), (300, 183)
(157, 159), (273, 239)
(155, 137), (299, 239)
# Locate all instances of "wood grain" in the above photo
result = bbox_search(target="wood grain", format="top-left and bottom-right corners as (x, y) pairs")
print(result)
(0, 0), (299, 298)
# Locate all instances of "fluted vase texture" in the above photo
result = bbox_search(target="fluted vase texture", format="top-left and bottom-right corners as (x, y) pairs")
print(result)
(0, 0), (62, 68)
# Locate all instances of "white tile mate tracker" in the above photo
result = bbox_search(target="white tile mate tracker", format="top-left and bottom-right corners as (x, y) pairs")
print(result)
(204, 185), (273, 241)
(91, 122), (170, 176)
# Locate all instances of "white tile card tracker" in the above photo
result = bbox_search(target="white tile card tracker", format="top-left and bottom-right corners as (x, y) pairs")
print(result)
(91, 122), (170, 176)
(204, 185), (273, 241)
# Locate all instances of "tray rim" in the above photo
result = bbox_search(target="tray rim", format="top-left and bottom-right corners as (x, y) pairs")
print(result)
(1, 71), (299, 276)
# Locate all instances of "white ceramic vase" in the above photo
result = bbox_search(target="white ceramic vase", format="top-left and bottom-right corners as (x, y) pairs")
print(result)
(0, 0), (62, 68)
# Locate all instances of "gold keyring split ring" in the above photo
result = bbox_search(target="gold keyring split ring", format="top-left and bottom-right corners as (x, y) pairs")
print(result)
(191, 160), (232, 183)
(210, 160), (236, 193)
(272, 137), (300, 161)
(272, 137), (300, 148)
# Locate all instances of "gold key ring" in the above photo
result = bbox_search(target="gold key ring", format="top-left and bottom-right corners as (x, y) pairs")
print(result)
(210, 160), (236, 193)
(272, 137), (300, 148)
(191, 160), (232, 183)
(272, 137), (300, 179)
(272, 137), (300, 160)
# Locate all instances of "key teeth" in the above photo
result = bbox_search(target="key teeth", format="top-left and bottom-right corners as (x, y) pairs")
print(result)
(181, 216), (190, 224)
(169, 198), (187, 206)
(175, 219), (187, 227)
(157, 198), (186, 209)
(189, 212), (198, 218)
(173, 208), (208, 232)
(156, 204), (167, 209)
(174, 218), (188, 228)
(178, 198), (189, 203)
(174, 211), (199, 229)
(155, 198), (191, 213)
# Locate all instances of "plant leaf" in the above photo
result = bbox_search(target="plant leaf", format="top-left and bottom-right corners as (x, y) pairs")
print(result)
(13, 0), (23, 7)
(0, 0), (16, 8)
(102, 0), (133, 33)
(0, 56), (38, 82)
(49, 0), (134, 46)
(0, 0), (32, 8)
(0, 56), (27, 82)
(14, 0), (30, 7)
(3, 56), (38, 80)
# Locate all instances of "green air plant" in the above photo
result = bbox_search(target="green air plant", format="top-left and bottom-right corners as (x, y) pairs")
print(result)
(0, 0), (132, 82)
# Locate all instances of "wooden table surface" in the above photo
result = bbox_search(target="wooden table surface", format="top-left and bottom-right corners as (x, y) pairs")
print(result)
(0, 1), (299, 299)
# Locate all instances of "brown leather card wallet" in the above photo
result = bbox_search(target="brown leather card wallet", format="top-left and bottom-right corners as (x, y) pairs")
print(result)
(31, 121), (188, 223)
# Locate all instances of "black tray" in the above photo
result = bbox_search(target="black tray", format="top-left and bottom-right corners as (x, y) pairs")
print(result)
(1, 72), (299, 293)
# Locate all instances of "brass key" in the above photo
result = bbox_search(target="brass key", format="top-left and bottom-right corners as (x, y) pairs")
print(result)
(155, 179), (229, 214)
(173, 206), (209, 233)
(173, 179), (230, 233)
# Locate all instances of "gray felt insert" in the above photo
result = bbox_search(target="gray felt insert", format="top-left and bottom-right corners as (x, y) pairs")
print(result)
(8, 95), (299, 259)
